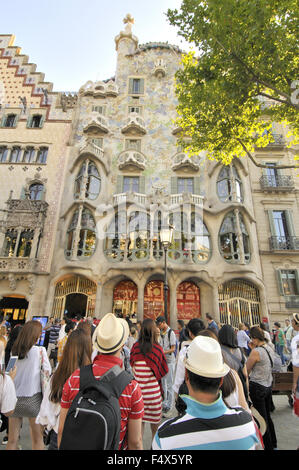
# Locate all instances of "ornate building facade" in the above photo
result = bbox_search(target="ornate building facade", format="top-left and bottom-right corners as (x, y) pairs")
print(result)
(0, 18), (298, 329)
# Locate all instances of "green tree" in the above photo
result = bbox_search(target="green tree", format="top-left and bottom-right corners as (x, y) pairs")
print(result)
(167, 0), (299, 168)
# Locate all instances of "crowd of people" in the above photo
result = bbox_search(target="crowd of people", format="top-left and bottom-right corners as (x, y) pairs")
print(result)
(0, 310), (298, 451)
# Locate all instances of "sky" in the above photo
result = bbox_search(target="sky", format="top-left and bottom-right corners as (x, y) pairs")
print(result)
(1, 0), (192, 92)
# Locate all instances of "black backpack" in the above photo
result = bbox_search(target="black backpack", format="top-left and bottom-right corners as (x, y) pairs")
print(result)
(59, 364), (133, 450)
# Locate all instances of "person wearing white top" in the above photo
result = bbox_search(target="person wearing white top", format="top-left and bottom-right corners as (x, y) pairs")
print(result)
(6, 320), (51, 450)
(237, 323), (251, 353)
(0, 339), (17, 418)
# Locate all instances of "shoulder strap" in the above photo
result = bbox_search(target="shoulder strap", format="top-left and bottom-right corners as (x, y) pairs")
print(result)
(260, 346), (273, 368)
(79, 364), (133, 399)
(222, 346), (242, 369)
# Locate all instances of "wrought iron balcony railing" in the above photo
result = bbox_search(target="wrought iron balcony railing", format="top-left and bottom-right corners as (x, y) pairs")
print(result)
(269, 236), (299, 251)
(285, 295), (299, 309)
(260, 175), (294, 190)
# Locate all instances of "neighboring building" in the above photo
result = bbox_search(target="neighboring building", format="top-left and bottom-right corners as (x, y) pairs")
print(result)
(0, 18), (298, 330)
(0, 34), (74, 325)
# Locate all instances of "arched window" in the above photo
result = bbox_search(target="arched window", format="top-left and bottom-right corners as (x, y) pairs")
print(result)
(104, 211), (127, 262)
(219, 211), (250, 263)
(166, 211), (210, 263)
(217, 165), (243, 203)
(29, 183), (44, 200)
(65, 207), (96, 259)
(74, 161), (101, 200)
(128, 211), (150, 260)
(190, 212), (211, 263)
(9, 146), (22, 163)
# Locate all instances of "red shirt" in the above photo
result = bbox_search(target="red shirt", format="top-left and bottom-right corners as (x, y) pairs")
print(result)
(61, 354), (144, 450)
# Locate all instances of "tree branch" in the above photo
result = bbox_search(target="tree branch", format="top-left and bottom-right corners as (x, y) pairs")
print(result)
(236, 138), (299, 169)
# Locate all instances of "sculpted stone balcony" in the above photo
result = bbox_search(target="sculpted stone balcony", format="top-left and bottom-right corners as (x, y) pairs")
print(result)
(121, 113), (146, 135)
(172, 153), (201, 172)
(112, 191), (204, 209)
(83, 114), (109, 135)
(0, 257), (39, 273)
(118, 150), (146, 171)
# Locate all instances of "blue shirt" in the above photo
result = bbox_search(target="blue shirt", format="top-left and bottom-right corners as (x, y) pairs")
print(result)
(152, 393), (259, 450)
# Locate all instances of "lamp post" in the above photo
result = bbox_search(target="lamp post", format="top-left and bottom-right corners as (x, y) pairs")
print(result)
(159, 225), (174, 325)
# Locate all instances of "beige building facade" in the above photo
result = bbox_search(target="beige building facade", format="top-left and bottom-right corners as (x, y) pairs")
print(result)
(0, 19), (298, 330)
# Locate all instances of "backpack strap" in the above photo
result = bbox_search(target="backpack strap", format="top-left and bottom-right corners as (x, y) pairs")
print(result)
(79, 364), (133, 400)
(222, 346), (243, 370)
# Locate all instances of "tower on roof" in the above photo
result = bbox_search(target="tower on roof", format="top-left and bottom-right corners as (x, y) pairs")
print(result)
(115, 13), (138, 53)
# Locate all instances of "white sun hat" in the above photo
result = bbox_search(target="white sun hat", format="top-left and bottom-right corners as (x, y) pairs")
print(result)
(184, 336), (230, 378)
(92, 313), (129, 354)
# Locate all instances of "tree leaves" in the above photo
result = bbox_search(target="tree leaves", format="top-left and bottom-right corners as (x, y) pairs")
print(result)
(167, 0), (299, 167)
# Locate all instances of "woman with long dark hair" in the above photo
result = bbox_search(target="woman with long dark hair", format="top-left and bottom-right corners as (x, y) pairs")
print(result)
(36, 328), (92, 450)
(130, 318), (168, 440)
(6, 320), (51, 450)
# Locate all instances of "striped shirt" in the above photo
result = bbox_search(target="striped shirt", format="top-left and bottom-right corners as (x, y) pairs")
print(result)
(152, 394), (259, 450)
(133, 360), (162, 424)
(61, 354), (144, 450)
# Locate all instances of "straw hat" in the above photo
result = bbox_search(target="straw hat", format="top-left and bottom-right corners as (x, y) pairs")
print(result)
(251, 407), (267, 436)
(92, 313), (129, 354)
(292, 313), (299, 325)
(184, 336), (230, 378)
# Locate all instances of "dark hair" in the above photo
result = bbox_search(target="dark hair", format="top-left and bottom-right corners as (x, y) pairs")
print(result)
(186, 318), (205, 338)
(186, 369), (222, 394)
(250, 326), (266, 342)
(156, 316), (166, 324)
(5, 325), (23, 367)
(205, 313), (212, 320)
(50, 329), (92, 403)
(139, 318), (157, 355)
(65, 321), (76, 335)
(12, 320), (42, 359)
(218, 324), (238, 349)
(274, 322), (281, 328)
(221, 370), (237, 400)
(177, 320), (185, 328)
(198, 328), (218, 340)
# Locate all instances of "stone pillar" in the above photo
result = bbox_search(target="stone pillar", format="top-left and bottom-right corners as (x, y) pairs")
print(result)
(169, 278), (177, 330)
(212, 283), (220, 324)
(94, 281), (103, 318)
(137, 280), (145, 322)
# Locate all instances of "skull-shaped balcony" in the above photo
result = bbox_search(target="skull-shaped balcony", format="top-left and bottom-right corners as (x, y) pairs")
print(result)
(83, 114), (109, 135)
(118, 150), (146, 171)
(121, 113), (146, 136)
(172, 153), (201, 172)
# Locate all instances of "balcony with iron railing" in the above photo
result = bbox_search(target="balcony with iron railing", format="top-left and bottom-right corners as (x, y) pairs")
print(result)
(260, 175), (294, 191)
(285, 295), (299, 309)
(269, 236), (299, 251)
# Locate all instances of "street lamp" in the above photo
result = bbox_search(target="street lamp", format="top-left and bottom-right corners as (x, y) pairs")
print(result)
(159, 224), (174, 324)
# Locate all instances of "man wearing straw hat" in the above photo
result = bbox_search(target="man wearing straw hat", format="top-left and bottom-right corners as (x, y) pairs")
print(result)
(152, 336), (259, 450)
(58, 313), (144, 450)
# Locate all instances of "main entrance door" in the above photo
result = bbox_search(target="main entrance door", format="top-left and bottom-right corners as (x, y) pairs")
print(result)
(53, 275), (97, 319)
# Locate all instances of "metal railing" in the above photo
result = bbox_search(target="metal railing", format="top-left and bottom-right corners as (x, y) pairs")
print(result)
(269, 236), (299, 251)
(260, 175), (294, 190)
